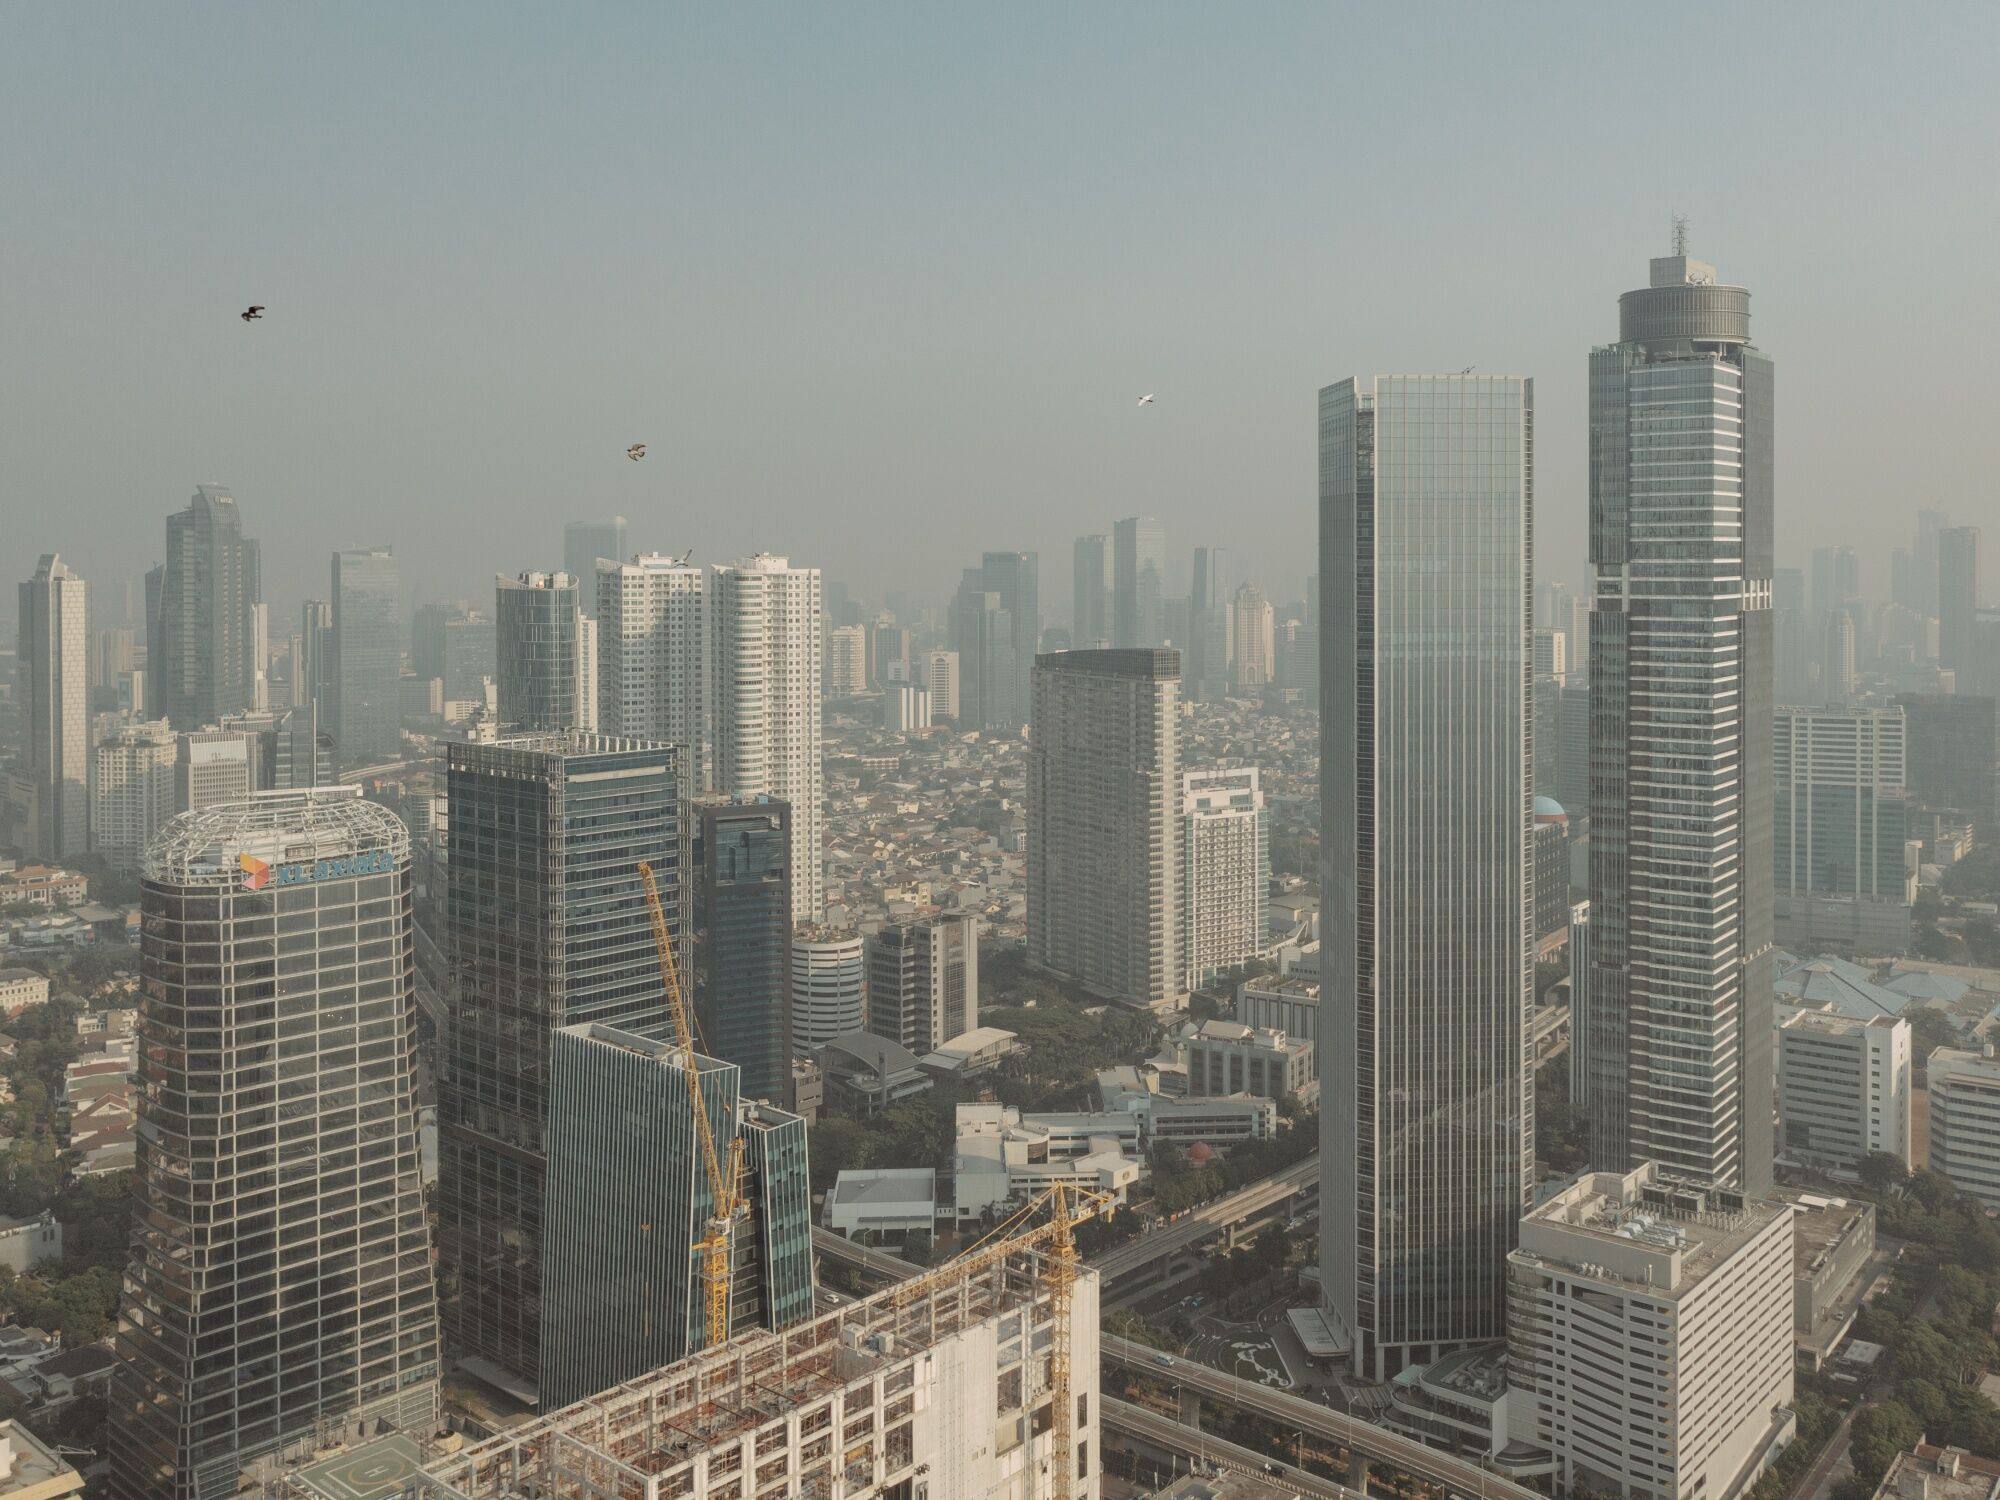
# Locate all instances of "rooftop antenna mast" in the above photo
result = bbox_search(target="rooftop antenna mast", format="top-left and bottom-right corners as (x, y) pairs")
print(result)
(1672, 212), (1690, 256)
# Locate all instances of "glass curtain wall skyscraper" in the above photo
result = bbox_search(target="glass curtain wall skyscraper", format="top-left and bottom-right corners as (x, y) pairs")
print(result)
(329, 546), (403, 764)
(562, 515), (627, 617)
(108, 789), (437, 1500)
(1113, 515), (1166, 648)
(695, 797), (793, 1106)
(437, 733), (685, 1404)
(1318, 373), (1535, 1381)
(495, 571), (584, 732)
(1073, 533), (1112, 650)
(1586, 244), (1775, 1193)
(1187, 545), (1233, 701)
(159, 485), (262, 730)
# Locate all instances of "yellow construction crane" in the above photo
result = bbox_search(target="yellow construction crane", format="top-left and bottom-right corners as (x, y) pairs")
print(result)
(890, 1181), (1107, 1500)
(638, 859), (746, 1353)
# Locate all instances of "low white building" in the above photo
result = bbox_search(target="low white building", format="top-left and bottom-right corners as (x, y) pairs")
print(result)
(0, 972), (48, 1020)
(1776, 1010), (1912, 1173)
(1235, 975), (1318, 1046)
(953, 1103), (1141, 1223)
(1180, 1019), (1316, 1105)
(1506, 1165), (1796, 1500)
(0, 1216), (60, 1276)
(822, 1168), (937, 1240)
(1929, 1047), (2000, 1209)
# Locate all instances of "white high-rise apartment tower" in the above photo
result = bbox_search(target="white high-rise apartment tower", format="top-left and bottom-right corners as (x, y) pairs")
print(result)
(1182, 766), (1268, 989)
(597, 554), (706, 786)
(17, 554), (89, 860)
(711, 555), (825, 921)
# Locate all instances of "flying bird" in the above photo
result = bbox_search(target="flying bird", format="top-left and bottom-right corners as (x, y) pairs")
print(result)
(1136, 394), (1155, 406)
(241, 305), (265, 322)
(627, 444), (647, 461)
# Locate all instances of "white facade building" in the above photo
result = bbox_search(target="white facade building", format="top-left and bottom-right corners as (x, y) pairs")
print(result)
(1776, 1010), (1911, 1172)
(1929, 1047), (2000, 1209)
(596, 554), (707, 786)
(791, 927), (866, 1055)
(882, 683), (930, 733)
(1507, 1165), (1796, 1500)
(711, 555), (825, 920)
(1236, 976), (1318, 1045)
(924, 648), (960, 721)
(17, 555), (89, 861)
(1182, 765), (1268, 989)
(91, 719), (176, 871)
(826, 624), (868, 697)
(952, 1103), (1141, 1222)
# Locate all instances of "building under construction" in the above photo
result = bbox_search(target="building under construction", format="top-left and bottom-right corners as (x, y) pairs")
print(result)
(410, 1238), (1102, 1500)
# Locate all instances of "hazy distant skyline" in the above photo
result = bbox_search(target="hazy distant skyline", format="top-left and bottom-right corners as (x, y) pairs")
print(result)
(6, 3), (1998, 625)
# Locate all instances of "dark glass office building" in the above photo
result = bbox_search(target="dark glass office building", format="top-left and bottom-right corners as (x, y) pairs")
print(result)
(695, 797), (792, 1106)
(330, 546), (403, 764)
(159, 484), (262, 731)
(438, 733), (685, 1404)
(538, 1024), (812, 1411)
(495, 571), (583, 732)
(108, 789), (438, 1500)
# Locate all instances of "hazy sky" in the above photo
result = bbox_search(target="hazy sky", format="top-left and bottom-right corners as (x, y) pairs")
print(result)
(6, 3), (1998, 629)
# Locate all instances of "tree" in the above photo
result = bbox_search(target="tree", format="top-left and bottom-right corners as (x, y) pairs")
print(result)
(1850, 1401), (1924, 1485)
(898, 1231), (933, 1269)
(1859, 1151), (1911, 1194)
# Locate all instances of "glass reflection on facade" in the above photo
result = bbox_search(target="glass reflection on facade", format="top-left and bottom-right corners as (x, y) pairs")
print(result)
(1318, 374), (1535, 1381)
(330, 546), (402, 764)
(696, 797), (792, 1106)
(108, 790), (438, 1500)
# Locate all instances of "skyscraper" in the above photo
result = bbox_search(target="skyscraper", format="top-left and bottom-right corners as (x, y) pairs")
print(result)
(562, 516), (628, 615)
(328, 546), (402, 764)
(91, 718), (175, 871)
(865, 912), (979, 1054)
(438, 733), (686, 1402)
(1586, 243), (1775, 1193)
(827, 623), (868, 696)
(1027, 648), (1183, 1012)
(597, 554), (706, 785)
(710, 555), (824, 921)
(695, 797), (793, 1106)
(159, 484), (261, 730)
(791, 927), (867, 1054)
(1772, 567), (1810, 704)
(950, 552), (1038, 730)
(1182, 766), (1268, 990)
(924, 647), (960, 722)
(1073, 534), (1112, 650)
(536, 1024), (813, 1410)
(1775, 706), (1916, 953)
(1809, 544), (1860, 625)
(1229, 583), (1274, 691)
(495, 570), (585, 732)
(17, 554), (88, 860)
(1112, 515), (1166, 648)
(412, 600), (498, 704)
(1187, 545), (1233, 701)
(1941, 525), (1982, 678)
(108, 789), (438, 1499)
(296, 598), (332, 719)
(1318, 371), (1534, 1379)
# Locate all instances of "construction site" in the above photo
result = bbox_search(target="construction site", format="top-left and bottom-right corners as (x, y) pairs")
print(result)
(403, 1237), (1101, 1500)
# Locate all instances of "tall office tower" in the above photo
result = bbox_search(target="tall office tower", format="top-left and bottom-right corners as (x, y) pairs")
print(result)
(219, 707), (336, 792)
(882, 682), (930, 732)
(1819, 608), (1857, 704)
(1073, 533), (1113, 649)
(174, 729), (252, 813)
(108, 790), (438, 1500)
(596, 553), (706, 783)
(562, 516), (627, 616)
(695, 797), (793, 1106)
(297, 598), (332, 717)
(827, 623), (868, 696)
(1027, 648), (1183, 1012)
(495, 571), (585, 732)
(1182, 766), (1268, 990)
(1772, 567), (1810, 704)
(1774, 706), (1916, 953)
(1556, 680), (1592, 822)
(575, 615), (598, 732)
(143, 560), (165, 672)
(1229, 583), (1274, 691)
(791, 928), (866, 1052)
(92, 623), (135, 691)
(537, 1025), (813, 1409)
(1809, 545), (1860, 624)
(1532, 627), (1569, 680)
(865, 912), (979, 1055)
(17, 555), (88, 860)
(1915, 508), (1950, 618)
(869, 620), (911, 688)
(1585, 243), (1774, 1193)
(950, 552), (1039, 730)
(1187, 546), (1233, 700)
(1895, 693), (1998, 828)
(1891, 548), (1923, 617)
(438, 733), (686, 1403)
(91, 719), (175, 871)
(412, 601), (498, 704)
(1112, 515), (1166, 648)
(924, 648), (960, 721)
(328, 547), (402, 764)
(159, 485), (262, 730)
(1940, 525), (1983, 678)
(710, 555), (825, 922)
(1318, 371), (1534, 1379)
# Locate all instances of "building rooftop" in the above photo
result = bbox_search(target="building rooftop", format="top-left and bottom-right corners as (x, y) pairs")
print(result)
(1779, 1191), (1874, 1280)
(143, 786), (405, 883)
(1516, 1163), (1786, 1295)
(1775, 951), (1910, 1020)
(824, 1168), (935, 1212)
(0, 1419), (82, 1497)
(1876, 1444), (2000, 1500)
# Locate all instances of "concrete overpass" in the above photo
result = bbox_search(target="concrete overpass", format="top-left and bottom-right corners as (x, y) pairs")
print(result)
(1104, 1337), (1540, 1500)
(1090, 1154), (1318, 1286)
(1103, 1396), (1354, 1499)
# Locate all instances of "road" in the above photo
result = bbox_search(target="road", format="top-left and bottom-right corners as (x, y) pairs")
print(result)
(1091, 1155), (1319, 1282)
(1102, 1397), (1355, 1499)
(1792, 1407), (1855, 1500)
(1104, 1337), (1541, 1500)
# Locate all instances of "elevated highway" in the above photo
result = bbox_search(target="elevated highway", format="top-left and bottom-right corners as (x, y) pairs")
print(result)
(1103, 1396), (1354, 1498)
(1090, 1154), (1318, 1285)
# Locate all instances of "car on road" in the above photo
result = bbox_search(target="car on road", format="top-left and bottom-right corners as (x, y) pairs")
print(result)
(1156, 1354), (1174, 1367)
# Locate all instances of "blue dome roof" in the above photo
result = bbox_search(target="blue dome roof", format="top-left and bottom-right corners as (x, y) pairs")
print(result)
(1533, 795), (1566, 818)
